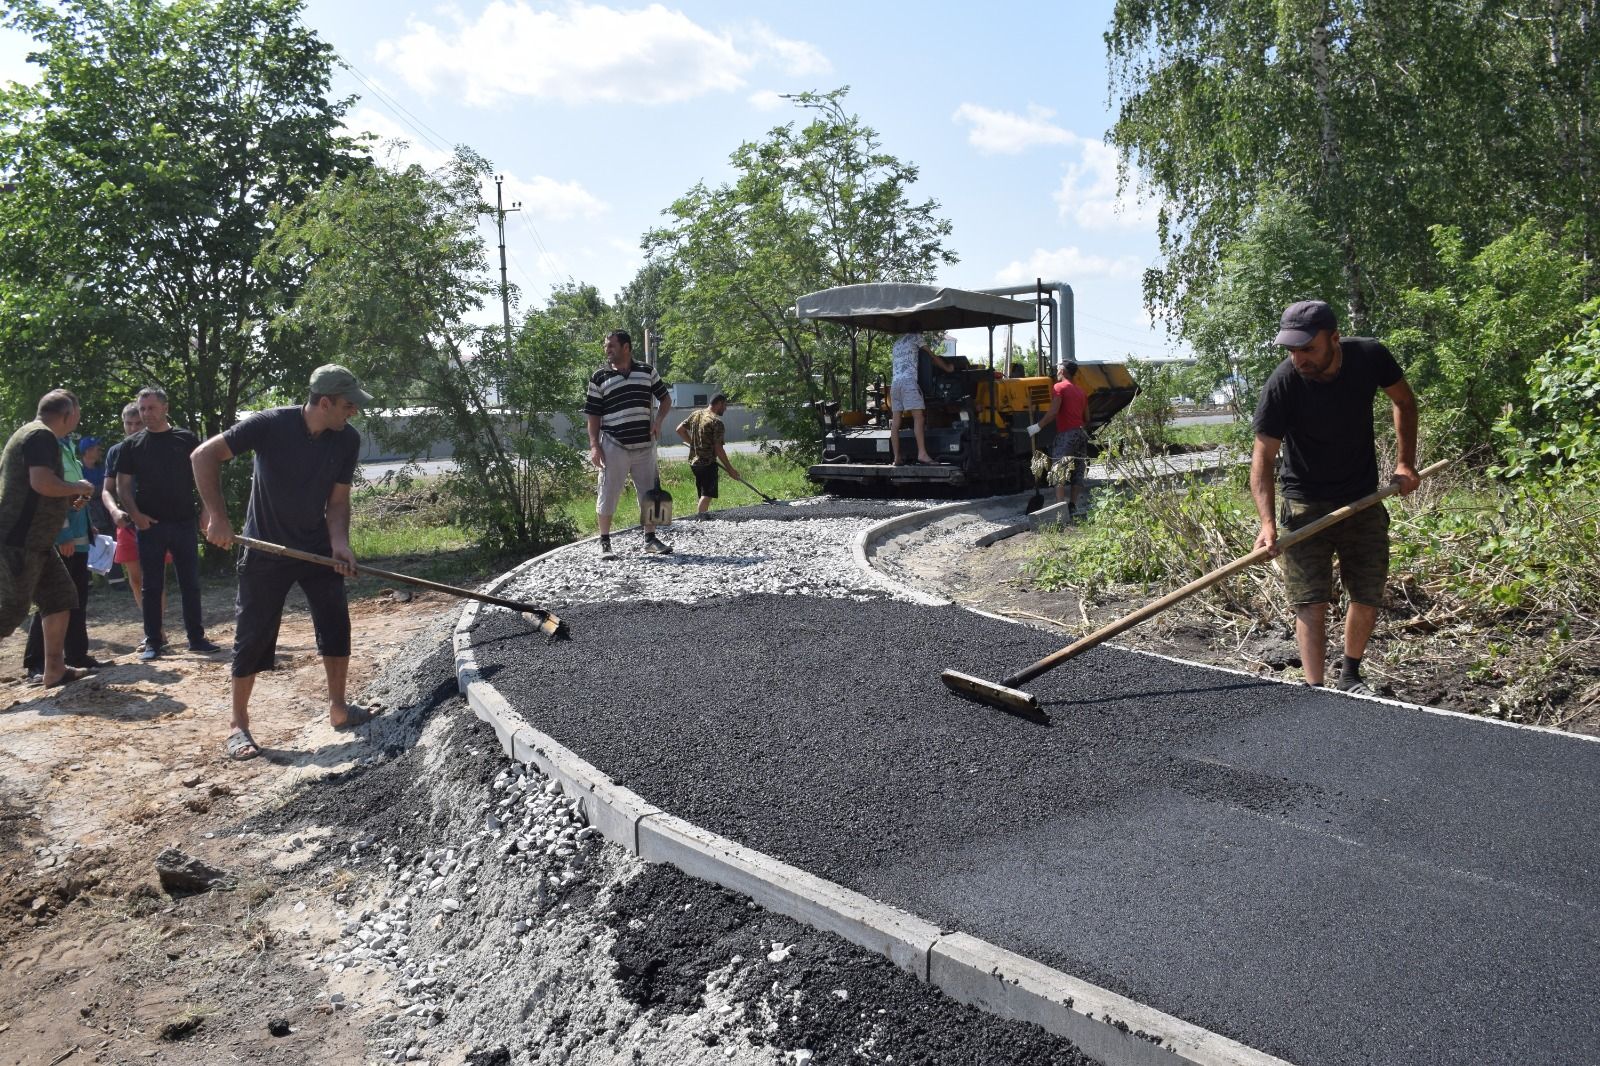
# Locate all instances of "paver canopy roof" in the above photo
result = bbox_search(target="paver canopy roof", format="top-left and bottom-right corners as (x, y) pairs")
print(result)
(794, 283), (1036, 332)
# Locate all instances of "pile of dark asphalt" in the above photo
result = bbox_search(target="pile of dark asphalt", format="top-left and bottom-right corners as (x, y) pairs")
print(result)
(471, 594), (1600, 1066)
(269, 620), (1099, 1065)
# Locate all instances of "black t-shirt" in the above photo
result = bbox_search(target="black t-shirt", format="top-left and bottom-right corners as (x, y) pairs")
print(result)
(223, 406), (360, 554)
(1252, 337), (1404, 504)
(116, 425), (202, 522)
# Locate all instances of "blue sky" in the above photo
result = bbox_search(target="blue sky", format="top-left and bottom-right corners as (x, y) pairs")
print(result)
(0, 1), (1181, 363)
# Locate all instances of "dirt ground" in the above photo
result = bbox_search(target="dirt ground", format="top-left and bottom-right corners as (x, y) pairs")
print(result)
(0, 572), (453, 1066)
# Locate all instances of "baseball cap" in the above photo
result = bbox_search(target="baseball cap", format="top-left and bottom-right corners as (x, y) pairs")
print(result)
(309, 364), (375, 407)
(1274, 300), (1338, 348)
(77, 436), (101, 454)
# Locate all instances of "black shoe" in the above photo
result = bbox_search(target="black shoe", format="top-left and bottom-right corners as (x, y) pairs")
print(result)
(138, 643), (162, 662)
(66, 656), (107, 669)
(188, 638), (222, 653)
(599, 536), (616, 560)
(643, 533), (672, 555)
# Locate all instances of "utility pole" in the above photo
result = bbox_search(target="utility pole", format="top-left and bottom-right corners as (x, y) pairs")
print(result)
(494, 175), (521, 370)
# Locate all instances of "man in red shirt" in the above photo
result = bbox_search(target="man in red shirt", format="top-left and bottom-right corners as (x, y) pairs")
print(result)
(1028, 361), (1090, 512)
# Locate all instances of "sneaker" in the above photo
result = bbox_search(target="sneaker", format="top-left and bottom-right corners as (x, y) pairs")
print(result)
(138, 643), (162, 662)
(643, 533), (672, 555)
(188, 638), (222, 653)
(599, 536), (617, 560)
(1331, 677), (1376, 696)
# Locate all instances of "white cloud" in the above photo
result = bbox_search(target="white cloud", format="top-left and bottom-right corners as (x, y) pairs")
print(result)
(1054, 138), (1160, 231)
(747, 89), (787, 111)
(373, 2), (827, 108)
(745, 23), (831, 76)
(504, 174), (607, 221)
(343, 107), (608, 222)
(993, 247), (1144, 285)
(951, 102), (1075, 155)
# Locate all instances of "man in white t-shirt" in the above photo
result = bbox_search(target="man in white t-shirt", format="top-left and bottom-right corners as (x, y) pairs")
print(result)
(889, 326), (953, 465)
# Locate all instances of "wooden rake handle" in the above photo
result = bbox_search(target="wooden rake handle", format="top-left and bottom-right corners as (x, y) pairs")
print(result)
(233, 534), (567, 635)
(1005, 458), (1451, 687)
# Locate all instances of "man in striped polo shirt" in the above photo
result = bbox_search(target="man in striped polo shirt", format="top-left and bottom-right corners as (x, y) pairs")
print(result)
(585, 329), (672, 558)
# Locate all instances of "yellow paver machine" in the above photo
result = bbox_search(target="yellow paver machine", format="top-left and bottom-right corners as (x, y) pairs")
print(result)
(796, 280), (1137, 495)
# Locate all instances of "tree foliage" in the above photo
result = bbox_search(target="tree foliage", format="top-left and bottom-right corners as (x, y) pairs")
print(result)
(1107, 0), (1600, 352)
(261, 148), (580, 550)
(1389, 222), (1588, 449)
(0, 0), (356, 435)
(644, 89), (956, 448)
(1493, 296), (1600, 481)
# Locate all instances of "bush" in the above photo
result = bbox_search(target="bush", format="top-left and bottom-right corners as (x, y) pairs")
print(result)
(1492, 296), (1600, 482)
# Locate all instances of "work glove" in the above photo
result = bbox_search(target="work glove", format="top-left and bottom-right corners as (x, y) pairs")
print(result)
(1026, 423), (1041, 437)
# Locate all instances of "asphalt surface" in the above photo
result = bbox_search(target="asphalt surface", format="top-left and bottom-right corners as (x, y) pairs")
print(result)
(470, 594), (1600, 1066)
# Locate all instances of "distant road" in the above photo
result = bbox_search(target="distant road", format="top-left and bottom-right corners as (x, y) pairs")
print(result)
(359, 414), (1238, 482)
(359, 439), (773, 482)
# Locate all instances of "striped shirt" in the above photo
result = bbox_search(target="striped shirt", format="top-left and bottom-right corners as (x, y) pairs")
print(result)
(585, 360), (669, 447)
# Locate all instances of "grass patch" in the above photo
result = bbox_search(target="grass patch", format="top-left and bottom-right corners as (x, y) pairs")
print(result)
(558, 451), (819, 537)
(1026, 460), (1600, 727)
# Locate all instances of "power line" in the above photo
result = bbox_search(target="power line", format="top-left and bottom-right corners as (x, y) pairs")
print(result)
(342, 60), (455, 158)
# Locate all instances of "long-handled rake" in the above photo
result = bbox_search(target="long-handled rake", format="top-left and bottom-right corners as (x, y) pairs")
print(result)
(942, 459), (1450, 715)
(234, 535), (569, 641)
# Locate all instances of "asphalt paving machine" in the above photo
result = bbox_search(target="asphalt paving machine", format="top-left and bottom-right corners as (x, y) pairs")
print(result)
(796, 281), (1137, 495)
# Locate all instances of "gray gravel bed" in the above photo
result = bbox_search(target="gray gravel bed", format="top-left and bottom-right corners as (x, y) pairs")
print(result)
(501, 499), (933, 606)
(469, 593), (1600, 1066)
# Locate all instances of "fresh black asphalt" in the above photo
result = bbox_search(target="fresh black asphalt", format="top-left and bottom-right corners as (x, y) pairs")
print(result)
(470, 594), (1600, 1066)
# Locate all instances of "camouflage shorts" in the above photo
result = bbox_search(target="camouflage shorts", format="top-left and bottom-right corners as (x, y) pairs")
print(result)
(1277, 498), (1390, 607)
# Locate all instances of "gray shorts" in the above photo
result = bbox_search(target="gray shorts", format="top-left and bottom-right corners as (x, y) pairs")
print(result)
(890, 380), (925, 412)
(596, 435), (659, 517)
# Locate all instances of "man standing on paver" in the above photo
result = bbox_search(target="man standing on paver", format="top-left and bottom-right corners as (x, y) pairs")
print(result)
(115, 387), (218, 661)
(192, 364), (375, 761)
(586, 329), (672, 559)
(675, 393), (740, 519)
(889, 326), (954, 466)
(0, 389), (98, 687)
(1028, 361), (1090, 513)
(1251, 300), (1420, 693)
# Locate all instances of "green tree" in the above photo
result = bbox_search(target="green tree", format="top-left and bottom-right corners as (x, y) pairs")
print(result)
(644, 89), (956, 448)
(0, 0), (356, 435)
(1181, 189), (1343, 413)
(1106, 1), (1600, 339)
(260, 148), (580, 550)
(1389, 222), (1587, 450)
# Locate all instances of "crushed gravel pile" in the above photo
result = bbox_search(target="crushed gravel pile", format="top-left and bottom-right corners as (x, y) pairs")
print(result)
(261, 613), (1100, 1065)
(500, 499), (932, 606)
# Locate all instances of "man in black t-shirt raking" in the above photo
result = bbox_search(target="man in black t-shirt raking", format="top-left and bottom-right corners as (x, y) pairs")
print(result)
(1251, 300), (1420, 694)
(191, 364), (373, 762)
(115, 386), (219, 660)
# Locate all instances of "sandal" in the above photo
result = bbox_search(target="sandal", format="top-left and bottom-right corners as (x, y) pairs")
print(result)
(225, 728), (259, 761)
(333, 705), (382, 731)
(43, 666), (94, 688)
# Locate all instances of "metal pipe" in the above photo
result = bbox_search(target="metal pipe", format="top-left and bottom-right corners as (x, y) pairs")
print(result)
(978, 280), (1075, 366)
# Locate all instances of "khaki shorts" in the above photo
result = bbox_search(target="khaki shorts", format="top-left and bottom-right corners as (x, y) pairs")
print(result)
(596, 435), (659, 518)
(0, 546), (79, 638)
(1278, 498), (1390, 607)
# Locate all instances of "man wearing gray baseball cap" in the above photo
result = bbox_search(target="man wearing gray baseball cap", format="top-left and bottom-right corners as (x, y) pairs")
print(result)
(1250, 300), (1421, 694)
(191, 363), (375, 761)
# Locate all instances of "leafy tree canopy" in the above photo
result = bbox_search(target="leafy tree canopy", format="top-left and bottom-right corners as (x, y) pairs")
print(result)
(644, 88), (956, 449)
(0, 0), (358, 437)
